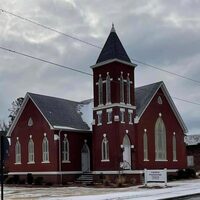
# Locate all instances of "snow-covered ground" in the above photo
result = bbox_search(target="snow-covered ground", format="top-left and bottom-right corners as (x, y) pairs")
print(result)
(3, 179), (200, 200)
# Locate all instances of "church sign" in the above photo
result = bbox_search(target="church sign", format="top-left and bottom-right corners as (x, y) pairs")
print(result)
(144, 168), (167, 186)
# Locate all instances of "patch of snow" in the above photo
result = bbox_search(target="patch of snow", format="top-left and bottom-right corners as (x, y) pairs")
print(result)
(77, 99), (93, 130)
(4, 179), (200, 200)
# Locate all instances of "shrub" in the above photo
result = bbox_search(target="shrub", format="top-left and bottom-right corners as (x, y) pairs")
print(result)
(34, 177), (43, 185)
(177, 168), (196, 179)
(27, 173), (33, 185)
(13, 175), (19, 184)
(5, 177), (14, 184)
(185, 168), (196, 178)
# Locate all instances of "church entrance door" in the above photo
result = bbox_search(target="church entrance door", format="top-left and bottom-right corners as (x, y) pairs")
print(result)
(81, 143), (90, 172)
(123, 135), (131, 169)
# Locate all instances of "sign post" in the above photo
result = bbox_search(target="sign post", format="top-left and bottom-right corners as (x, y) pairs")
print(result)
(144, 168), (167, 187)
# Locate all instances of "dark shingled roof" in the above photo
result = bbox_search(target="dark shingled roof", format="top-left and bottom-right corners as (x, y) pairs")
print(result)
(27, 82), (162, 131)
(96, 27), (131, 64)
(135, 81), (163, 116)
(28, 93), (90, 131)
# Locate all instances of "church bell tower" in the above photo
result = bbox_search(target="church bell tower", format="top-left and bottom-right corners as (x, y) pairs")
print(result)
(91, 25), (137, 172)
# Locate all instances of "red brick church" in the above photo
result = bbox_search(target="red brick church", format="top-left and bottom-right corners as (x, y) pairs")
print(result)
(7, 25), (187, 184)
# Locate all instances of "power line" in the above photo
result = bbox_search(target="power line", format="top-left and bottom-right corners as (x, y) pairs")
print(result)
(1, 8), (200, 86)
(0, 46), (92, 76)
(0, 8), (102, 49)
(131, 58), (200, 85)
(1, 45), (200, 107)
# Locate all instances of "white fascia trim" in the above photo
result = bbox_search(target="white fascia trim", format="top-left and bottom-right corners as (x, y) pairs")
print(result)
(90, 58), (137, 69)
(53, 126), (91, 132)
(92, 170), (144, 174)
(138, 82), (188, 133)
(161, 84), (188, 133)
(94, 103), (136, 111)
(8, 171), (83, 175)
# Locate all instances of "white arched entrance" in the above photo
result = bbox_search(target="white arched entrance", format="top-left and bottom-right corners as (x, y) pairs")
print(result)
(122, 135), (131, 169)
(81, 143), (90, 172)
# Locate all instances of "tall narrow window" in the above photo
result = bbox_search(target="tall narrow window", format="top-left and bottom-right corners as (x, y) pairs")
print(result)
(155, 117), (166, 160)
(62, 136), (69, 162)
(128, 110), (133, 124)
(98, 75), (103, 105)
(120, 72), (124, 103)
(102, 135), (109, 161)
(173, 134), (177, 161)
(127, 74), (131, 104)
(120, 108), (125, 123)
(42, 135), (49, 162)
(106, 72), (111, 104)
(28, 137), (34, 163)
(97, 111), (102, 125)
(15, 138), (21, 164)
(143, 131), (148, 161)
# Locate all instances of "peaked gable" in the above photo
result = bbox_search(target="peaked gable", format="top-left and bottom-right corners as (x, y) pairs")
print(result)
(135, 81), (188, 133)
(7, 93), (92, 137)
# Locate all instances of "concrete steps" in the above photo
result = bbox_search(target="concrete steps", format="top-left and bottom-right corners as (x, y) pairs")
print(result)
(76, 172), (93, 185)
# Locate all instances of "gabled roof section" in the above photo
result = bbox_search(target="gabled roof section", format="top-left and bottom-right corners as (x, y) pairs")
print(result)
(135, 81), (188, 133)
(96, 24), (131, 64)
(28, 93), (91, 131)
(7, 93), (92, 136)
(135, 81), (162, 117)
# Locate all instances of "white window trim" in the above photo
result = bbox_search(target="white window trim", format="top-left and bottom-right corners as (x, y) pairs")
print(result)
(106, 108), (113, 124)
(62, 137), (70, 162)
(28, 138), (34, 163)
(128, 109), (133, 124)
(101, 159), (110, 162)
(27, 161), (35, 164)
(15, 139), (21, 164)
(143, 131), (148, 161)
(97, 110), (102, 126)
(102, 136), (109, 161)
(155, 117), (167, 161)
(42, 136), (49, 163)
(120, 108), (125, 123)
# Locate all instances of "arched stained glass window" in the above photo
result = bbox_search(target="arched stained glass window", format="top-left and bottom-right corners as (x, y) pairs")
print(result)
(42, 135), (49, 162)
(127, 74), (131, 104)
(15, 139), (21, 164)
(62, 137), (69, 162)
(143, 131), (148, 161)
(102, 136), (109, 160)
(98, 75), (103, 105)
(173, 134), (177, 161)
(106, 73), (111, 104)
(28, 138), (34, 163)
(155, 117), (166, 160)
(120, 73), (124, 103)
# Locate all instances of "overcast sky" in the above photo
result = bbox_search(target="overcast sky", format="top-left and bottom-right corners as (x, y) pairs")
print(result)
(0, 0), (200, 134)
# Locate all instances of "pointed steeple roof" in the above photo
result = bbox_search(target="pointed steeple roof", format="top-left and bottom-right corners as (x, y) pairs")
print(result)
(96, 24), (131, 64)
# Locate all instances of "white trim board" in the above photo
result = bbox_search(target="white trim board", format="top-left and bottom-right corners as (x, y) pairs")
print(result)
(90, 58), (137, 69)
(8, 171), (82, 175)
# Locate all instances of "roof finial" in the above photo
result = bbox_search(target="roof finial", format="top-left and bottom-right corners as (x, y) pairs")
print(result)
(111, 23), (116, 33)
